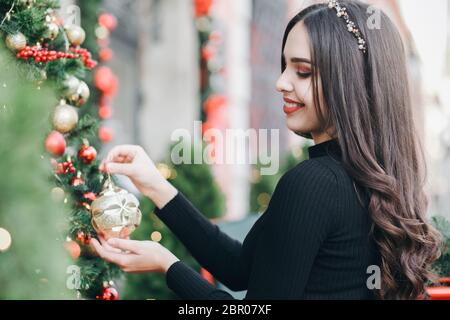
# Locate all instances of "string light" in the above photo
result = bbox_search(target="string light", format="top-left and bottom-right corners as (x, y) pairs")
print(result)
(151, 231), (162, 242)
(257, 193), (271, 207)
(156, 163), (172, 179)
(0, 227), (12, 252)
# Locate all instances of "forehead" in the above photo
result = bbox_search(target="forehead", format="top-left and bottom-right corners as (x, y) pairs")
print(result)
(283, 21), (311, 60)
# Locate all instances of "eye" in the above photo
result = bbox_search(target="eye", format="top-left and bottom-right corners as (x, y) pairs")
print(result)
(296, 71), (311, 79)
(296, 66), (311, 78)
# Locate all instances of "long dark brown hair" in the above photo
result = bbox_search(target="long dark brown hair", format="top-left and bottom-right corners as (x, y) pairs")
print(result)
(281, 1), (442, 299)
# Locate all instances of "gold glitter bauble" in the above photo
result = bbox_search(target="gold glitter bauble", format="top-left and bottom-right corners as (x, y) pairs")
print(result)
(52, 101), (78, 133)
(71, 81), (90, 107)
(91, 176), (142, 240)
(63, 76), (90, 107)
(5, 32), (27, 51)
(44, 22), (59, 40)
(62, 75), (80, 97)
(65, 25), (86, 46)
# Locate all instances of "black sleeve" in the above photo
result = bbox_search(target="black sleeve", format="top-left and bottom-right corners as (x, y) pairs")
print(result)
(165, 261), (236, 300)
(154, 191), (249, 298)
(245, 161), (339, 299)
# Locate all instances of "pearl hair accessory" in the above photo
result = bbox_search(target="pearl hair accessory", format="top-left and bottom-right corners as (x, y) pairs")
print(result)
(328, 0), (367, 53)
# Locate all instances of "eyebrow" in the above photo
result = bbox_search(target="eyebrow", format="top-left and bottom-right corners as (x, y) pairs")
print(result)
(282, 53), (312, 64)
(291, 57), (312, 64)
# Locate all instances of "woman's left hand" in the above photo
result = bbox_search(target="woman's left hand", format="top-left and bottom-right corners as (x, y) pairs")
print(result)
(90, 237), (180, 274)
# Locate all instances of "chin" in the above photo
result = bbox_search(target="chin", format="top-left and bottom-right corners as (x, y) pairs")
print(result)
(285, 117), (304, 133)
(285, 119), (313, 139)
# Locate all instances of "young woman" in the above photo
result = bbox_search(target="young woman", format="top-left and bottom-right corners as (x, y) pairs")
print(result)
(91, 0), (442, 300)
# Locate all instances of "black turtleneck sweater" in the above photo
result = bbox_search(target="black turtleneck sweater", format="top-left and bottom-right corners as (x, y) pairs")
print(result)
(154, 139), (381, 299)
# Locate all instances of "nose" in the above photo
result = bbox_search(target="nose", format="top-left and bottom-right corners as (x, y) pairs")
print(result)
(276, 72), (293, 93)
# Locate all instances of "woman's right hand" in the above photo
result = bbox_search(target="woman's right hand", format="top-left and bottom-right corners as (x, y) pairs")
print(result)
(100, 145), (177, 208)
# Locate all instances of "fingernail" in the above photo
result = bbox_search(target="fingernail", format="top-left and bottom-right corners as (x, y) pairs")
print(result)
(108, 238), (116, 245)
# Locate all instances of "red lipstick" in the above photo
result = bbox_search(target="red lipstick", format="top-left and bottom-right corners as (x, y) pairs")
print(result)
(283, 97), (305, 115)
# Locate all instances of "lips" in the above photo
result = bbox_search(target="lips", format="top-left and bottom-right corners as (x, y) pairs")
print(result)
(283, 97), (305, 115)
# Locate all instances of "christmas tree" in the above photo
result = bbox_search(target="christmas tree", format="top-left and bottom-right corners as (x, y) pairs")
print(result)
(0, 46), (70, 299)
(0, 0), (120, 299)
(431, 216), (450, 279)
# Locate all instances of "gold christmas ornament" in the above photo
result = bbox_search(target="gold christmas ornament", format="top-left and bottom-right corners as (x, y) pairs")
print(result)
(52, 101), (78, 133)
(72, 81), (90, 107)
(91, 175), (142, 240)
(5, 32), (27, 51)
(65, 25), (86, 46)
(62, 76), (90, 106)
(44, 22), (59, 40)
(62, 75), (80, 97)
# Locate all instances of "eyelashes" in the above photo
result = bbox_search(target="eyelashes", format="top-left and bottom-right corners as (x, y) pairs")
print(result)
(280, 65), (312, 79)
(296, 71), (311, 79)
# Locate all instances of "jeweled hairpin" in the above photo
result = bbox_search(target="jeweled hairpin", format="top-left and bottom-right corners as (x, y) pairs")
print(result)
(328, 0), (367, 53)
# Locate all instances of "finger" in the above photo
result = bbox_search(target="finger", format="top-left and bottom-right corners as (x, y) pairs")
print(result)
(99, 236), (123, 253)
(105, 162), (135, 176)
(90, 239), (130, 266)
(107, 238), (142, 254)
(105, 145), (140, 164)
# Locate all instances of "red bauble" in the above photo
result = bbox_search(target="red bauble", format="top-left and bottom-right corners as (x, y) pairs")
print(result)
(203, 94), (226, 113)
(94, 67), (118, 96)
(98, 105), (113, 119)
(195, 0), (213, 17)
(101, 287), (119, 300)
(200, 268), (215, 285)
(201, 47), (214, 61)
(98, 13), (118, 32)
(99, 48), (113, 62)
(78, 145), (97, 164)
(45, 131), (66, 156)
(99, 127), (114, 144)
(70, 176), (85, 186)
(64, 241), (81, 260)
(83, 192), (97, 201)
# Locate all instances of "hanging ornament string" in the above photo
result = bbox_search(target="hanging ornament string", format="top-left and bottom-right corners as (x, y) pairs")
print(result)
(0, 2), (15, 26)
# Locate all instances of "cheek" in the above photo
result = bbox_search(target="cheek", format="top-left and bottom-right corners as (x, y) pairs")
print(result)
(294, 82), (314, 105)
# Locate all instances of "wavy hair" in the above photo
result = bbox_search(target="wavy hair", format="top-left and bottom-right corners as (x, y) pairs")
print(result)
(281, 1), (443, 299)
